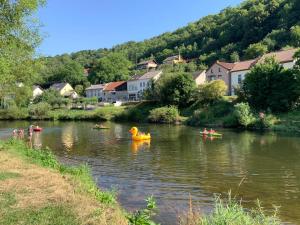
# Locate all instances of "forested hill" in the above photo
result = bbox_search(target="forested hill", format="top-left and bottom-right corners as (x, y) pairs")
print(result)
(39, 0), (300, 86)
(65, 0), (300, 66)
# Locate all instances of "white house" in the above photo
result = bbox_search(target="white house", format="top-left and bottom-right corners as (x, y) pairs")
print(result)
(127, 70), (162, 101)
(32, 86), (43, 99)
(192, 70), (206, 86)
(230, 59), (257, 95)
(102, 81), (128, 103)
(85, 84), (105, 100)
(230, 48), (298, 95)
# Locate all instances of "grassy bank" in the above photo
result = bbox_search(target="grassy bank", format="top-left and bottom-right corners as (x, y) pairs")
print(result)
(0, 106), (126, 121)
(0, 139), (127, 225)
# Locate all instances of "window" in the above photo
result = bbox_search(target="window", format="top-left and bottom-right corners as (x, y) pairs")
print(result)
(218, 67), (221, 72)
(140, 83), (142, 87)
(218, 75), (222, 79)
(238, 74), (242, 84)
(211, 69), (213, 73)
(143, 82), (145, 87)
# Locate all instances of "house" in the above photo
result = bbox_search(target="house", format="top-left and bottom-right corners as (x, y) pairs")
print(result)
(127, 70), (162, 101)
(50, 83), (78, 98)
(136, 60), (157, 70)
(102, 81), (128, 103)
(32, 86), (43, 99)
(230, 59), (258, 95)
(230, 48), (298, 95)
(192, 70), (206, 86)
(257, 48), (297, 69)
(85, 84), (105, 100)
(206, 61), (235, 95)
(163, 55), (185, 65)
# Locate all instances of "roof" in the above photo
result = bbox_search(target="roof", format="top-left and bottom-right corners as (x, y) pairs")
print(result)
(163, 55), (180, 62)
(192, 70), (206, 79)
(33, 85), (42, 90)
(130, 70), (162, 81)
(103, 81), (126, 91)
(258, 48), (298, 64)
(231, 59), (258, 72)
(216, 61), (235, 70)
(50, 83), (70, 91)
(86, 84), (105, 90)
(137, 59), (157, 65)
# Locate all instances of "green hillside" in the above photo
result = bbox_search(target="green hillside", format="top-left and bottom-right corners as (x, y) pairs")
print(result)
(39, 0), (300, 85)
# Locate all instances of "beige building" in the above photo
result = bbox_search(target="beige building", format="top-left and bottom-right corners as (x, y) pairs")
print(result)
(32, 86), (43, 99)
(206, 61), (235, 94)
(192, 70), (206, 86)
(163, 55), (185, 65)
(136, 60), (157, 71)
(50, 83), (78, 98)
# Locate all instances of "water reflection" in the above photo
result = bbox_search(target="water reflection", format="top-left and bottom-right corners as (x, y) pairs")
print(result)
(131, 140), (151, 155)
(0, 121), (300, 225)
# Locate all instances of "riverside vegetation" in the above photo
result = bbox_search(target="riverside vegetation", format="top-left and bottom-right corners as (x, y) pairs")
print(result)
(0, 139), (282, 225)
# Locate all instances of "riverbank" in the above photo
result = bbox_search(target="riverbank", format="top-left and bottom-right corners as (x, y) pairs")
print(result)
(0, 139), (127, 225)
(1, 101), (300, 134)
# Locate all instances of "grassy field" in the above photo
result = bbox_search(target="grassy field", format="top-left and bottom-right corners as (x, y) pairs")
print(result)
(0, 140), (127, 225)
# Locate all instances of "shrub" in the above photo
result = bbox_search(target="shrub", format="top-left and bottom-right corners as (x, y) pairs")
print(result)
(148, 106), (179, 123)
(223, 114), (239, 128)
(195, 80), (228, 105)
(254, 113), (278, 129)
(29, 102), (51, 118)
(242, 57), (300, 112)
(234, 103), (255, 128)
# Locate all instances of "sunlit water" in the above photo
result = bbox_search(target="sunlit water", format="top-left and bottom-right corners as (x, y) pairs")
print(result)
(0, 121), (300, 224)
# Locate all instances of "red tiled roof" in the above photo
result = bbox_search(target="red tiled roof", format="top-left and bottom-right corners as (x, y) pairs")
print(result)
(103, 81), (126, 91)
(258, 49), (298, 64)
(216, 61), (235, 70)
(231, 59), (258, 72)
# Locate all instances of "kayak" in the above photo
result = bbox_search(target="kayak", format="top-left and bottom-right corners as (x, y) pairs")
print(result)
(93, 126), (109, 130)
(33, 127), (43, 132)
(200, 132), (222, 137)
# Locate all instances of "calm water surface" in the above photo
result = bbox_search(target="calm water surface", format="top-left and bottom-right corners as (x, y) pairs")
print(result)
(0, 121), (300, 225)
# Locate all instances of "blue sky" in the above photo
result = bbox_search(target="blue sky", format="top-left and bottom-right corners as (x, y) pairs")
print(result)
(38, 0), (243, 56)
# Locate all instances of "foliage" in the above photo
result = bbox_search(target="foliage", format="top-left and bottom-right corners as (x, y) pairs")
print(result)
(234, 103), (256, 128)
(89, 52), (133, 84)
(184, 195), (280, 225)
(154, 72), (196, 107)
(38, 0), (300, 72)
(127, 196), (159, 225)
(148, 106), (179, 123)
(242, 57), (300, 112)
(244, 43), (268, 59)
(29, 102), (51, 118)
(0, 0), (44, 101)
(253, 113), (278, 130)
(195, 80), (228, 105)
(34, 89), (71, 109)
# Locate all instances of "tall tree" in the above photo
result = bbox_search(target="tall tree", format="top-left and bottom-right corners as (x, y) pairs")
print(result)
(0, 0), (45, 103)
(89, 52), (133, 84)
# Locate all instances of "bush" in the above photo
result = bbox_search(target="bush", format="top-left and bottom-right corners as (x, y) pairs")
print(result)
(29, 102), (51, 118)
(253, 113), (278, 129)
(223, 114), (239, 128)
(148, 106), (179, 123)
(195, 80), (228, 105)
(242, 57), (300, 112)
(234, 103), (256, 128)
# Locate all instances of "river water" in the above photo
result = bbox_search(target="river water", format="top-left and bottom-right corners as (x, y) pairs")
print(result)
(0, 121), (299, 224)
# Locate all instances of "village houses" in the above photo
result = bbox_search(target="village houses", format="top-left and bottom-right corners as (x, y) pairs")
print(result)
(32, 86), (43, 99)
(85, 84), (106, 100)
(102, 81), (128, 103)
(136, 60), (158, 71)
(163, 54), (185, 65)
(127, 70), (162, 101)
(192, 70), (206, 86)
(50, 82), (78, 99)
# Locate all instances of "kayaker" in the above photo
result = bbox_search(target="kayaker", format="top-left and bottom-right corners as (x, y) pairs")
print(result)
(209, 128), (216, 134)
(203, 128), (208, 134)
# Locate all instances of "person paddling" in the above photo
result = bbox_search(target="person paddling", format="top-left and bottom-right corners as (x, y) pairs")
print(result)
(209, 128), (216, 134)
(203, 128), (208, 134)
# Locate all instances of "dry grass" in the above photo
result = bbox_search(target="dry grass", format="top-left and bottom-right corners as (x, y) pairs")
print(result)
(0, 151), (127, 225)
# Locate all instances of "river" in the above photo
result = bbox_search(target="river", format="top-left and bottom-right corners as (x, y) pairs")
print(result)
(0, 121), (299, 224)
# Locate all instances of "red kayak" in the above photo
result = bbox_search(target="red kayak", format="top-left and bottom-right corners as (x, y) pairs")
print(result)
(33, 127), (43, 132)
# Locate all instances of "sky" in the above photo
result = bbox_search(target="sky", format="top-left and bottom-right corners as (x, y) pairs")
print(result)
(37, 0), (244, 56)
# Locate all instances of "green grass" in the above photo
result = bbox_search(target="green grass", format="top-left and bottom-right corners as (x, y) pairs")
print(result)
(0, 139), (116, 205)
(182, 195), (280, 225)
(0, 192), (79, 225)
(0, 172), (21, 181)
